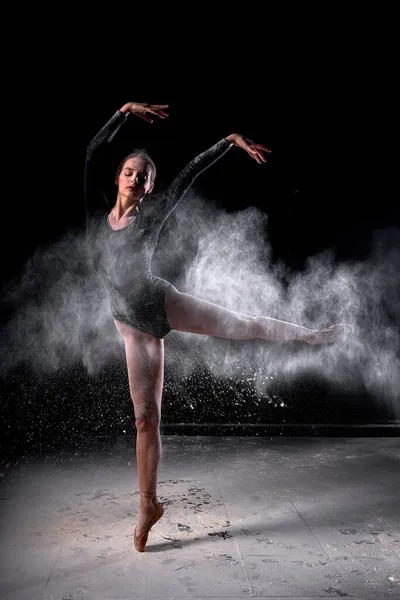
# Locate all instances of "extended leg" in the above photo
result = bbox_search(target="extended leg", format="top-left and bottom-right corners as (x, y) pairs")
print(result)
(165, 286), (344, 344)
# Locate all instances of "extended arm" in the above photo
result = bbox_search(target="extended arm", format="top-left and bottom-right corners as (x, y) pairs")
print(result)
(155, 132), (271, 227)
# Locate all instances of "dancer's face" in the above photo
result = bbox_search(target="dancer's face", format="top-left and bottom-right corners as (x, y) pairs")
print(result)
(117, 157), (154, 203)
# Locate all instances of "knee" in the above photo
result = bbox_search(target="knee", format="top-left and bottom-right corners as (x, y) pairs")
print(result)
(135, 416), (160, 433)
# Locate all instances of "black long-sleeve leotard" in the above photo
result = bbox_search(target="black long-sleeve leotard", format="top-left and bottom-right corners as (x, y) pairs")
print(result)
(84, 110), (232, 338)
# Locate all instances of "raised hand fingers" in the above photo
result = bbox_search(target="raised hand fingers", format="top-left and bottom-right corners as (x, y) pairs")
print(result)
(240, 136), (271, 163)
(144, 108), (169, 122)
(147, 103), (169, 116)
(252, 142), (271, 153)
(136, 112), (154, 123)
(132, 103), (169, 123)
(250, 142), (271, 163)
(246, 144), (270, 164)
(150, 107), (169, 118)
(136, 110), (168, 123)
(246, 147), (265, 165)
(253, 148), (267, 163)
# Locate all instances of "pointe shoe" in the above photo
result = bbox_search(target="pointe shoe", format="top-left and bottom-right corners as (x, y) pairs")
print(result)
(134, 496), (164, 552)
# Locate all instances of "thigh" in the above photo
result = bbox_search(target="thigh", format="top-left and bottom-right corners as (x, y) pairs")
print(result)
(165, 285), (242, 334)
(115, 319), (164, 420)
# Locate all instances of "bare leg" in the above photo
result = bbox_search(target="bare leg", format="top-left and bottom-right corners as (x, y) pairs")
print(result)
(114, 319), (164, 541)
(166, 286), (345, 344)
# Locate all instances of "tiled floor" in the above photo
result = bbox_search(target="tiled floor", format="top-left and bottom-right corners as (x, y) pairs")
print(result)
(0, 436), (399, 599)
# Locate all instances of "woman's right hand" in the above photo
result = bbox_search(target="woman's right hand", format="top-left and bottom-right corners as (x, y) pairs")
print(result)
(120, 102), (169, 123)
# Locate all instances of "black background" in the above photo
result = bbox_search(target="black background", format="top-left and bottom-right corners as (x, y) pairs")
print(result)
(1, 36), (398, 456)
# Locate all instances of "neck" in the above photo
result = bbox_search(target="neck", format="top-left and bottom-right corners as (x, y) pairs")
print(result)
(113, 194), (142, 220)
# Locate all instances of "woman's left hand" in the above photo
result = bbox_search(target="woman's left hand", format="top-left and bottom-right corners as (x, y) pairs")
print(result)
(225, 133), (271, 164)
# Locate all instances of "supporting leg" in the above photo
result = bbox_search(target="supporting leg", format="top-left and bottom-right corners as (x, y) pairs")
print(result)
(114, 320), (165, 548)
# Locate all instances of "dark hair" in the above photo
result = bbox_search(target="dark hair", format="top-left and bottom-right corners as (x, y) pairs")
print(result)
(116, 149), (157, 184)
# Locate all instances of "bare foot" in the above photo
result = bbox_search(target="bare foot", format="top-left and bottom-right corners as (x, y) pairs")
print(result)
(303, 323), (353, 345)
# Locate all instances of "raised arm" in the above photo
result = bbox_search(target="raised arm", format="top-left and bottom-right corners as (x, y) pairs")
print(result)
(164, 137), (232, 212)
(156, 132), (272, 227)
(84, 102), (169, 224)
(84, 108), (128, 222)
